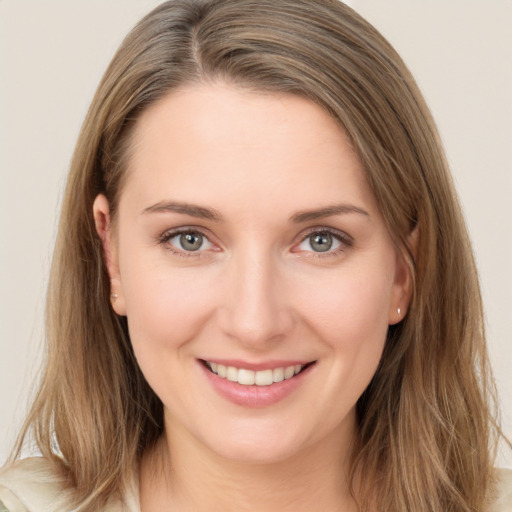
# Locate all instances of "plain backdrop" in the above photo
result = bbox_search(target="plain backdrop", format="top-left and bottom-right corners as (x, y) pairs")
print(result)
(1, 0), (511, 466)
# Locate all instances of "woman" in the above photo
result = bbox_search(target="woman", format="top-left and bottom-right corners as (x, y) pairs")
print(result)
(0, 0), (510, 510)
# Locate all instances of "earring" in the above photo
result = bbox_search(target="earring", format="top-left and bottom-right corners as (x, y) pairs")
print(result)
(111, 293), (118, 301)
(397, 307), (401, 316)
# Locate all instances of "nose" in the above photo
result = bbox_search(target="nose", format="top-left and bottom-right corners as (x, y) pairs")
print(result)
(217, 247), (295, 348)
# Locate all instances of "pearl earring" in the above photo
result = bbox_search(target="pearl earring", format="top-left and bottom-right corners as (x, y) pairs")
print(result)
(397, 307), (401, 316)
(111, 293), (118, 301)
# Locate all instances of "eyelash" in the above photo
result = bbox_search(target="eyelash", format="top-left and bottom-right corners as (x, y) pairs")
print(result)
(157, 228), (214, 259)
(295, 227), (353, 258)
(157, 227), (353, 258)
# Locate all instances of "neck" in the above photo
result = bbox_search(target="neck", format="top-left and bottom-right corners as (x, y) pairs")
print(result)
(140, 415), (360, 512)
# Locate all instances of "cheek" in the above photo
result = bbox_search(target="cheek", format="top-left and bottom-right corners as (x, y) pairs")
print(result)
(296, 260), (394, 394)
(300, 264), (394, 344)
(120, 258), (218, 355)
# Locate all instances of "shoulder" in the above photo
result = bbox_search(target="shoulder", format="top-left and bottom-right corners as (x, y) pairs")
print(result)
(491, 468), (512, 512)
(0, 458), (140, 512)
(0, 457), (73, 512)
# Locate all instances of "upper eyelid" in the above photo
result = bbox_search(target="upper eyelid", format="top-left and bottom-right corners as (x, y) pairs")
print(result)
(297, 226), (353, 243)
(157, 226), (215, 250)
(160, 226), (213, 240)
(292, 228), (353, 257)
(157, 225), (353, 250)
(158, 228), (216, 258)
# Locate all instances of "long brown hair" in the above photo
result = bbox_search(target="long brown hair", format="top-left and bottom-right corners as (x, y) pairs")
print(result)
(12, 1), (500, 510)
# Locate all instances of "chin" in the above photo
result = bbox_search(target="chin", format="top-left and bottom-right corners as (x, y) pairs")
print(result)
(199, 420), (322, 466)
(211, 441), (302, 466)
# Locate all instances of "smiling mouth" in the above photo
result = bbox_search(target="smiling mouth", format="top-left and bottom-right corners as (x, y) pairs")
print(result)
(202, 360), (315, 386)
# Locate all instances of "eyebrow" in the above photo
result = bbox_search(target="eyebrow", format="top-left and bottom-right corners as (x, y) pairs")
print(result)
(142, 201), (369, 224)
(142, 201), (223, 222)
(290, 204), (370, 223)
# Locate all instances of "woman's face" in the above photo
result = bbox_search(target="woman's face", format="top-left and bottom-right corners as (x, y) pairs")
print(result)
(95, 84), (410, 464)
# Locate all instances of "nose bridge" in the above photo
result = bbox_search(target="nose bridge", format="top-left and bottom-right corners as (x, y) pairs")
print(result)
(219, 242), (292, 346)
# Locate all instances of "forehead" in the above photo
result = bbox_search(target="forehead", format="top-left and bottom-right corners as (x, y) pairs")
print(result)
(121, 83), (379, 218)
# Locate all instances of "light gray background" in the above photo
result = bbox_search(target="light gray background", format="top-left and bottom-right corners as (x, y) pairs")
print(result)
(1, 1), (511, 466)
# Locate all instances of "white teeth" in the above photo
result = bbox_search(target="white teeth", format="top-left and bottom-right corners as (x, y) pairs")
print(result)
(226, 366), (238, 383)
(207, 362), (305, 386)
(217, 364), (227, 378)
(284, 365), (295, 379)
(254, 369), (273, 386)
(238, 369), (255, 385)
(273, 367), (284, 383)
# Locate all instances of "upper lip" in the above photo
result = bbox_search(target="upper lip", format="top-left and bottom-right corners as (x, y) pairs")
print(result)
(199, 359), (316, 371)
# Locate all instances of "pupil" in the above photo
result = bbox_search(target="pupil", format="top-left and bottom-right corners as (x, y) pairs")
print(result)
(181, 233), (202, 251)
(311, 233), (332, 252)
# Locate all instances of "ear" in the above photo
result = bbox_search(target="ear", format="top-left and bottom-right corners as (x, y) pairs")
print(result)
(388, 227), (418, 325)
(93, 194), (126, 316)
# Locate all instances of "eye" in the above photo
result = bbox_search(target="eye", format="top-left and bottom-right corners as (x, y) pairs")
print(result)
(167, 231), (212, 252)
(296, 230), (346, 253)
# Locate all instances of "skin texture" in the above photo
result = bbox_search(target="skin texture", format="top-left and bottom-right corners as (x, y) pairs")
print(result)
(94, 84), (412, 511)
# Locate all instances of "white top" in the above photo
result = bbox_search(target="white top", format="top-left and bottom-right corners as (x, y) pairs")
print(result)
(1, 457), (511, 511)
(0, 458), (139, 512)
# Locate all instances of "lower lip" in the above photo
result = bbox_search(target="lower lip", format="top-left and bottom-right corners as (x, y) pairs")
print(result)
(200, 362), (315, 408)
